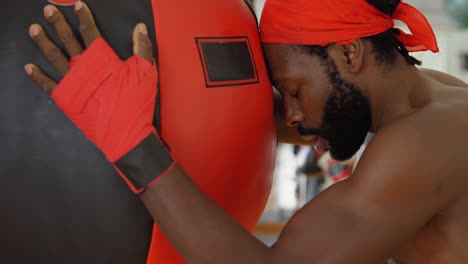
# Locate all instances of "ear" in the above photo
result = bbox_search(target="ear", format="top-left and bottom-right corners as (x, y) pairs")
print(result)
(340, 39), (366, 73)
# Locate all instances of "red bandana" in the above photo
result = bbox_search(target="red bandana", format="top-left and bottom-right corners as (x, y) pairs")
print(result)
(260, 0), (439, 53)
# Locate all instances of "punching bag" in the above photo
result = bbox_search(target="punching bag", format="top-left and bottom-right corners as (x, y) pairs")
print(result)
(0, 0), (276, 263)
(149, 0), (276, 262)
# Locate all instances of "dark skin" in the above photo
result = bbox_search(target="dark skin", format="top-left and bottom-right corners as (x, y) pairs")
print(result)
(26, 2), (468, 263)
(266, 42), (468, 263)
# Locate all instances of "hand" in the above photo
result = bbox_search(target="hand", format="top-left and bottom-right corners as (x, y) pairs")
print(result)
(25, 1), (154, 93)
(25, 1), (174, 194)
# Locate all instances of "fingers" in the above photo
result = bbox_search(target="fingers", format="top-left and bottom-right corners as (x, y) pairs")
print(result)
(132, 24), (154, 64)
(75, 1), (101, 47)
(44, 5), (83, 57)
(25, 64), (58, 95)
(29, 24), (70, 76)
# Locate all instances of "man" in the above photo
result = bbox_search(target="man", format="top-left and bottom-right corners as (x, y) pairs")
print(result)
(26, 0), (468, 263)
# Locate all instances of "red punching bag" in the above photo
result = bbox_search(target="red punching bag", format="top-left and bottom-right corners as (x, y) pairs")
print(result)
(147, 0), (277, 262)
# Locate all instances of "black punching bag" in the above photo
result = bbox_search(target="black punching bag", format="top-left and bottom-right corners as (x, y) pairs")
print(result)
(0, 1), (156, 263)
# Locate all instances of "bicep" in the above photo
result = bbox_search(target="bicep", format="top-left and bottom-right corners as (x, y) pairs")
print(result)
(271, 134), (447, 263)
(272, 182), (436, 263)
(272, 180), (380, 264)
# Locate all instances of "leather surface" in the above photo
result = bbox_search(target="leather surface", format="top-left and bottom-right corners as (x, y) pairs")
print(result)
(0, 1), (155, 263)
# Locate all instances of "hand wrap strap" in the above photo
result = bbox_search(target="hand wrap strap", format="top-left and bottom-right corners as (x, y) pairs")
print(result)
(52, 37), (175, 194)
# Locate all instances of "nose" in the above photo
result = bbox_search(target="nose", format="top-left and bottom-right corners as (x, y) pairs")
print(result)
(284, 98), (304, 127)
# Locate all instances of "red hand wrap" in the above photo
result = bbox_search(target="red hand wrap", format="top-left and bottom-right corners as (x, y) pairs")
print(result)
(52, 37), (156, 162)
(52, 37), (174, 193)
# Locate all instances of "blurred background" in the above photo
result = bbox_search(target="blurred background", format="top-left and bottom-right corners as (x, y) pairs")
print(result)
(251, 0), (468, 245)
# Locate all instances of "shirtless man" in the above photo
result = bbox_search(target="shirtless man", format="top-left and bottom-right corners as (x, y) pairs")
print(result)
(25, 0), (468, 263)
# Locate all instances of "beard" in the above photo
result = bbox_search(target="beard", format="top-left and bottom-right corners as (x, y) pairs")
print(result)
(300, 60), (372, 161)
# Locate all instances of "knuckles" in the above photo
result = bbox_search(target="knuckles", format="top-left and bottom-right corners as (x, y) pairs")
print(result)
(44, 46), (62, 63)
(79, 21), (95, 34)
(139, 37), (153, 51)
(58, 30), (74, 45)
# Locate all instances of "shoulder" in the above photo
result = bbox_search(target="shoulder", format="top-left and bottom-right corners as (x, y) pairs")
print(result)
(420, 68), (468, 88)
(353, 112), (461, 210)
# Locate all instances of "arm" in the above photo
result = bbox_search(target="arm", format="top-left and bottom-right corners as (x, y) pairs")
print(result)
(140, 164), (273, 263)
(138, 120), (452, 263)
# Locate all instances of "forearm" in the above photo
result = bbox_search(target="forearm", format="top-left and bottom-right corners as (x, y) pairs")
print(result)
(140, 164), (274, 263)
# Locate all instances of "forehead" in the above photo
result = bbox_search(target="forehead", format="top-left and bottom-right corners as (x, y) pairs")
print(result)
(263, 44), (324, 87)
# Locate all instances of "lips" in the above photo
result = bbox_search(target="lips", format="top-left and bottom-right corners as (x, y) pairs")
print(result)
(301, 135), (316, 141)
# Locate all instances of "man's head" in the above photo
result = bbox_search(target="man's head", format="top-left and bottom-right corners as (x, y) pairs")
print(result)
(264, 42), (373, 161)
(261, 0), (437, 161)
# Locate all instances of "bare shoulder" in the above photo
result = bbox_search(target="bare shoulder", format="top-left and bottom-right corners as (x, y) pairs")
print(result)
(356, 106), (468, 206)
(420, 68), (468, 88)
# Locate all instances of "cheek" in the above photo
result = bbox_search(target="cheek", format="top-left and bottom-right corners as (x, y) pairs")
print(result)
(300, 99), (324, 128)
(301, 83), (332, 123)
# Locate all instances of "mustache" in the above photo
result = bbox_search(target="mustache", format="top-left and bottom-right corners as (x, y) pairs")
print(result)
(298, 125), (322, 136)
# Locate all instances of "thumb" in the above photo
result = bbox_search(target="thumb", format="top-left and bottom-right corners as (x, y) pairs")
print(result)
(133, 23), (154, 64)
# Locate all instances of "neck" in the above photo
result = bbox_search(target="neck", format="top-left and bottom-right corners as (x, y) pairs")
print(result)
(364, 58), (429, 132)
